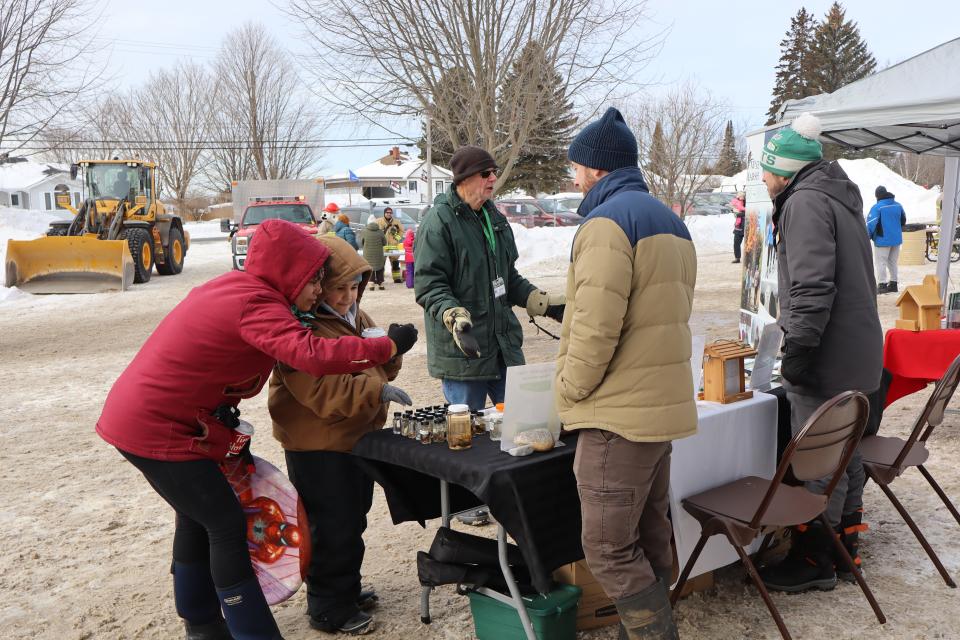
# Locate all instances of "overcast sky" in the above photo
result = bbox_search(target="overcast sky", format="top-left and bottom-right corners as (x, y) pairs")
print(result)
(95, 0), (959, 173)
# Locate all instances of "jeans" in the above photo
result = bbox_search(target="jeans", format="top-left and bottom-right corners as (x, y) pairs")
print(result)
(874, 244), (900, 283)
(405, 261), (414, 288)
(285, 449), (374, 626)
(441, 366), (507, 411)
(573, 430), (673, 600)
(787, 392), (865, 527)
(733, 230), (744, 261)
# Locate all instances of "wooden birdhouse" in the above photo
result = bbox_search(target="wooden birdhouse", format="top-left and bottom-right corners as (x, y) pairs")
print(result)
(895, 275), (942, 332)
(701, 340), (758, 404)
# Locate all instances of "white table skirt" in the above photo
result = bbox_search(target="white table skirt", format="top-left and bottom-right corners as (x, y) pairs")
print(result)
(668, 392), (779, 581)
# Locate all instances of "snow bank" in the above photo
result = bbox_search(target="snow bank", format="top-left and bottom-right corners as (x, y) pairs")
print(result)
(183, 220), (228, 240)
(0, 207), (64, 266)
(837, 158), (940, 223)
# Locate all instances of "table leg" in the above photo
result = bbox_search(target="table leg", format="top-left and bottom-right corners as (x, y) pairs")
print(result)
(419, 585), (432, 624)
(441, 479), (451, 528)
(498, 525), (536, 640)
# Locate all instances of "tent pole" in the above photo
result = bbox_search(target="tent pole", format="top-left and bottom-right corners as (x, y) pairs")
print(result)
(938, 156), (959, 306)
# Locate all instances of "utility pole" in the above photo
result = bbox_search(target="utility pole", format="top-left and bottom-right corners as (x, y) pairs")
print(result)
(425, 106), (433, 206)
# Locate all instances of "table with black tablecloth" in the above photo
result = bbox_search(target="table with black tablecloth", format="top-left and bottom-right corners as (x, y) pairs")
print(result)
(353, 430), (583, 595)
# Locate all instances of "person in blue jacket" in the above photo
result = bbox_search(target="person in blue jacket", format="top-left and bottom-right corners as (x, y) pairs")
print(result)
(866, 186), (907, 294)
(334, 214), (359, 249)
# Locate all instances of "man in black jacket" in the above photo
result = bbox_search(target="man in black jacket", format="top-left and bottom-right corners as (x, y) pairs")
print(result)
(758, 113), (883, 592)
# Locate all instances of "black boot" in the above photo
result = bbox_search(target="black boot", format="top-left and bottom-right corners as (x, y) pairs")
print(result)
(835, 509), (867, 582)
(184, 620), (232, 640)
(616, 579), (678, 640)
(887, 281), (898, 293)
(309, 609), (374, 635)
(216, 578), (283, 640)
(759, 520), (837, 593)
(877, 282), (889, 294)
(357, 588), (379, 612)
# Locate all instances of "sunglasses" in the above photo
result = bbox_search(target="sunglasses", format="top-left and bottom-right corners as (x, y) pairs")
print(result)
(480, 169), (498, 179)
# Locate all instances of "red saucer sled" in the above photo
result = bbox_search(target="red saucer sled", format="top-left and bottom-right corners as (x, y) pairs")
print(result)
(221, 454), (311, 605)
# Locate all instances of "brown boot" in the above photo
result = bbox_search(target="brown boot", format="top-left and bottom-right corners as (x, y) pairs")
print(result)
(616, 579), (679, 640)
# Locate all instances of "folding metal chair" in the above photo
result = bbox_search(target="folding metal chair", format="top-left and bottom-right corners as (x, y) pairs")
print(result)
(670, 391), (884, 640)
(859, 354), (960, 588)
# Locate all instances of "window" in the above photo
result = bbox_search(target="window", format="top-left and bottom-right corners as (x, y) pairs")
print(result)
(435, 180), (444, 193)
(44, 193), (52, 210)
(10, 194), (19, 207)
(408, 180), (417, 192)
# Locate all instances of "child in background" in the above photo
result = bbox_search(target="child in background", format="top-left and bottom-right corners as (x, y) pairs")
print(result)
(359, 214), (387, 290)
(268, 236), (412, 635)
(335, 214), (358, 249)
(403, 228), (415, 289)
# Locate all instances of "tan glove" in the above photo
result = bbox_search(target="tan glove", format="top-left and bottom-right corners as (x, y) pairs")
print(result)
(442, 307), (481, 358)
(526, 290), (566, 322)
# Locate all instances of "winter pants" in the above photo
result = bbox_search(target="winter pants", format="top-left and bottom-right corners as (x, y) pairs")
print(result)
(389, 256), (403, 283)
(733, 230), (744, 261)
(285, 449), (374, 626)
(118, 449), (253, 588)
(787, 392), (865, 527)
(441, 366), (507, 412)
(404, 261), (414, 288)
(573, 430), (673, 601)
(371, 269), (385, 286)
(874, 244), (900, 283)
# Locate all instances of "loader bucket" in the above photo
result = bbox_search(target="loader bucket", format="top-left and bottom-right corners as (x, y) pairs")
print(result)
(4, 236), (135, 293)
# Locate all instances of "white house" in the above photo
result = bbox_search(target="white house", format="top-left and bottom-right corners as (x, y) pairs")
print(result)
(325, 147), (454, 205)
(0, 158), (83, 211)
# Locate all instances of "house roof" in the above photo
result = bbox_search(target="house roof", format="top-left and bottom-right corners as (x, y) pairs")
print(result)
(0, 159), (72, 191)
(326, 152), (452, 183)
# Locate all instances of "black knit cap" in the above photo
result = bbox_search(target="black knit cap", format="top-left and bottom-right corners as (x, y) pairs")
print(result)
(450, 145), (498, 184)
(568, 107), (638, 171)
(875, 185), (894, 200)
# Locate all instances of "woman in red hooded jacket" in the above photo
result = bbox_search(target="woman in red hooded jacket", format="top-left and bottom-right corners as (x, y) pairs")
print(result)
(403, 228), (415, 288)
(96, 219), (417, 640)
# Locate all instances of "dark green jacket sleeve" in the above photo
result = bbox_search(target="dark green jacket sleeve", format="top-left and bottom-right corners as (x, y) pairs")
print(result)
(413, 211), (460, 321)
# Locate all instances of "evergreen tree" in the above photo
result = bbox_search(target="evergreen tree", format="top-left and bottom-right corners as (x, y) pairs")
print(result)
(766, 7), (816, 125)
(714, 120), (743, 176)
(648, 120), (668, 180)
(497, 42), (576, 195)
(809, 2), (876, 94)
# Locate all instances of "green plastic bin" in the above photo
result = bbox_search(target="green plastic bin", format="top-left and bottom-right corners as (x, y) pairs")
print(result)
(467, 583), (582, 640)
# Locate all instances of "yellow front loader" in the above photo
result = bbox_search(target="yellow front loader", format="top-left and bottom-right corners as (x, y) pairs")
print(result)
(4, 160), (188, 293)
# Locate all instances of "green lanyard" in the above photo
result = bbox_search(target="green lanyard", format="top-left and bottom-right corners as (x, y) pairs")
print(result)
(479, 207), (497, 254)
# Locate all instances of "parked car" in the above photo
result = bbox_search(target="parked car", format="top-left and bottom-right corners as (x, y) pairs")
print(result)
(688, 192), (735, 216)
(539, 193), (584, 214)
(496, 198), (582, 228)
(535, 199), (584, 226)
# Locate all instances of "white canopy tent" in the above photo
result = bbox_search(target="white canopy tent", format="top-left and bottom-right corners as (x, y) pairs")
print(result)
(779, 37), (960, 304)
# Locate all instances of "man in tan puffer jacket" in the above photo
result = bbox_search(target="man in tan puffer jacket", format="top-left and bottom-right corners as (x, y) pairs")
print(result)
(268, 236), (412, 635)
(557, 107), (697, 640)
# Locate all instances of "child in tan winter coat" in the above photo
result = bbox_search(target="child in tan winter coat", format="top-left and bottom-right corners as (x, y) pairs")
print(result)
(268, 236), (412, 635)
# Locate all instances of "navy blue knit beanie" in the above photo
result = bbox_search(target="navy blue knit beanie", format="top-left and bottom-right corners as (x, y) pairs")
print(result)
(567, 107), (638, 171)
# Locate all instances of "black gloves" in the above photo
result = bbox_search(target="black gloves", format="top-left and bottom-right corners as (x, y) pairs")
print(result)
(545, 304), (565, 323)
(387, 323), (418, 356)
(781, 341), (818, 387)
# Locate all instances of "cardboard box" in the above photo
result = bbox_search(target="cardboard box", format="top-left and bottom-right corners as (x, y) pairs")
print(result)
(554, 560), (714, 631)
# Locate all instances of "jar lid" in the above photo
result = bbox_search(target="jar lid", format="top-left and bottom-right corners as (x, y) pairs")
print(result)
(448, 403), (470, 413)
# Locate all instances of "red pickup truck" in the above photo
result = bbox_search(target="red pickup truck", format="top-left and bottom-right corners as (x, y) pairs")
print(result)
(222, 198), (319, 270)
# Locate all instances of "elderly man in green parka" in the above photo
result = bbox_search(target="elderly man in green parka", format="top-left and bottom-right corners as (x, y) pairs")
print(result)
(413, 145), (564, 410)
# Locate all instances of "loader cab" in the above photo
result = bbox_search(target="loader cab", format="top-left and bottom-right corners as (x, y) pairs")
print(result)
(81, 160), (159, 220)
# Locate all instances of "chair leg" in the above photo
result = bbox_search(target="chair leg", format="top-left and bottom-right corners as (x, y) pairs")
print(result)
(917, 464), (960, 528)
(670, 532), (709, 607)
(817, 514), (886, 624)
(732, 540), (792, 640)
(755, 531), (775, 560)
(873, 473), (956, 588)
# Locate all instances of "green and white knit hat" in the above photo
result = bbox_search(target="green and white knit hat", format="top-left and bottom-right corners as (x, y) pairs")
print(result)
(760, 113), (823, 177)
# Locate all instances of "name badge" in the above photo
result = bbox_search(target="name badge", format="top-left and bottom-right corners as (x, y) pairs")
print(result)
(492, 277), (506, 298)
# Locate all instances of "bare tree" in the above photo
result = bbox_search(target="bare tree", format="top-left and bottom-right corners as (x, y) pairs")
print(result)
(0, 0), (100, 153)
(129, 62), (216, 212)
(39, 95), (128, 163)
(624, 84), (727, 217)
(212, 23), (322, 184)
(287, 0), (662, 189)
